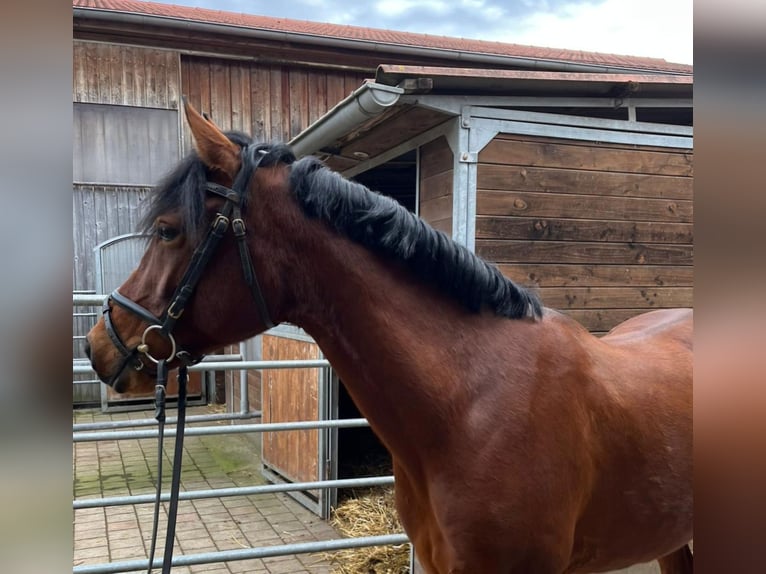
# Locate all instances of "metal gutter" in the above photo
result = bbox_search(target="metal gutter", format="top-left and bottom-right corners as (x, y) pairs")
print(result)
(288, 82), (403, 157)
(72, 8), (689, 76)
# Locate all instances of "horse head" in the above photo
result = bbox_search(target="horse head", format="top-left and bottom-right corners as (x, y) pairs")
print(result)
(86, 100), (291, 394)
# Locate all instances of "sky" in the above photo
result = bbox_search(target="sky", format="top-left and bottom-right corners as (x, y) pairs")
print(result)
(163, 0), (693, 65)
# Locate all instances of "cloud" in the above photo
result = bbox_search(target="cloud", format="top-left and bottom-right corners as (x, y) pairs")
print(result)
(506, 0), (693, 63)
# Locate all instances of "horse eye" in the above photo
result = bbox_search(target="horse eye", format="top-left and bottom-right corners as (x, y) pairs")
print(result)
(156, 226), (180, 242)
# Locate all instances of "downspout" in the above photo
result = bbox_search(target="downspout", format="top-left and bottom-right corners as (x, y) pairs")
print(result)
(289, 82), (403, 157)
(73, 8), (689, 76)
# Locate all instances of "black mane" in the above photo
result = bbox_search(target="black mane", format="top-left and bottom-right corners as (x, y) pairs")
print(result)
(140, 132), (295, 242)
(142, 138), (541, 320)
(289, 156), (542, 320)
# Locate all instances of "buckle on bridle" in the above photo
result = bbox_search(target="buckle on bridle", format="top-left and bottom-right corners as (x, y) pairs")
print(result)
(232, 218), (246, 237)
(212, 213), (230, 234)
(166, 301), (184, 320)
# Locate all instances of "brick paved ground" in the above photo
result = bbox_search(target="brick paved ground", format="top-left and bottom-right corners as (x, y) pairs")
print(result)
(73, 405), (339, 574)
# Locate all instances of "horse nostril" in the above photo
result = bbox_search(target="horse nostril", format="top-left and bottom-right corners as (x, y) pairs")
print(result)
(84, 339), (92, 361)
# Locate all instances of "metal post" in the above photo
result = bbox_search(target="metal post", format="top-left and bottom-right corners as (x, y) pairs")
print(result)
(239, 340), (249, 415)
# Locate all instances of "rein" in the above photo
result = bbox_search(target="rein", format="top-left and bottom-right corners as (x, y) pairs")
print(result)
(99, 143), (275, 573)
(146, 360), (187, 574)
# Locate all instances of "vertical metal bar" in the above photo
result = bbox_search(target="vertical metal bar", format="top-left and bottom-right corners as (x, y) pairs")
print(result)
(414, 145), (421, 217)
(317, 362), (329, 519)
(447, 115), (470, 247)
(239, 341), (248, 415)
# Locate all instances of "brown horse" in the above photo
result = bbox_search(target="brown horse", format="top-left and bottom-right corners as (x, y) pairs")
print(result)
(85, 101), (693, 574)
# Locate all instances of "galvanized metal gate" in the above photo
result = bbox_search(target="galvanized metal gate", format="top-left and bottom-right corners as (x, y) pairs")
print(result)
(72, 294), (410, 573)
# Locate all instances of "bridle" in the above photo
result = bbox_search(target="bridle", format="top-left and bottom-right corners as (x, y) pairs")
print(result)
(102, 144), (274, 386)
(100, 143), (276, 574)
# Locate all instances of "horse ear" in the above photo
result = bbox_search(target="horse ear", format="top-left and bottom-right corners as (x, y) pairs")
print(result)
(182, 97), (240, 177)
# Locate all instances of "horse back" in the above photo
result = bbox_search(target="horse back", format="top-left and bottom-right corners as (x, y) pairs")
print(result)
(601, 307), (692, 350)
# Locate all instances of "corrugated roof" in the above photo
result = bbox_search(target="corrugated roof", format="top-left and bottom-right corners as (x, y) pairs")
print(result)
(73, 0), (692, 74)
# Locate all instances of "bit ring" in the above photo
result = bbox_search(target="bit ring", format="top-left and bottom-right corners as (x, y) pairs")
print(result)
(139, 325), (177, 364)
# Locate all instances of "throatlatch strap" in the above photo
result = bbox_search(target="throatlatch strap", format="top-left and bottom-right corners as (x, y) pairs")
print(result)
(232, 205), (274, 329)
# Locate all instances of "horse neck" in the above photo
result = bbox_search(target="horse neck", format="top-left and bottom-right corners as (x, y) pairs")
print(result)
(255, 181), (468, 470)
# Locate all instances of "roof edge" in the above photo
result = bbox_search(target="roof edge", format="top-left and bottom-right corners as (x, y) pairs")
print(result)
(73, 7), (692, 76)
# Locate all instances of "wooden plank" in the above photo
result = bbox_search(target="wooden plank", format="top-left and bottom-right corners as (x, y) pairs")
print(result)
(134, 44), (147, 109)
(166, 49), (180, 109)
(419, 170), (453, 202)
(344, 72), (360, 96)
(420, 194), (453, 223)
(289, 68), (308, 140)
(480, 136), (693, 177)
(72, 184), (94, 290)
(559, 308), (656, 333)
(180, 57), (192, 155)
(250, 65), (271, 142)
(261, 335), (320, 484)
(307, 70), (327, 126)
(493, 132), (691, 155)
(143, 49), (160, 108)
(419, 136), (453, 179)
(199, 60), (212, 120)
(121, 46), (137, 106)
(73, 41), (86, 102)
(210, 60), (231, 130)
(83, 42), (99, 103)
(475, 216), (693, 244)
(430, 218), (452, 236)
(536, 286), (693, 310)
(230, 63), (251, 133)
(95, 43), (112, 104)
(152, 48), (169, 108)
(183, 57), (203, 112)
(477, 164), (693, 200)
(280, 67), (293, 143)
(326, 72), (348, 110)
(476, 240), (693, 266)
(269, 66), (288, 143)
(497, 263), (694, 288)
(230, 64), (243, 131)
(93, 186), (110, 257)
(476, 190), (692, 223)
(109, 45), (124, 105)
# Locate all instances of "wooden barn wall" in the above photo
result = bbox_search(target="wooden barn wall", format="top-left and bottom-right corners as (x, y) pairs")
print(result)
(72, 185), (152, 292)
(180, 55), (367, 152)
(418, 136), (454, 235)
(72, 184), (152, 404)
(261, 335), (322, 485)
(72, 40), (181, 294)
(73, 41), (181, 108)
(475, 134), (693, 334)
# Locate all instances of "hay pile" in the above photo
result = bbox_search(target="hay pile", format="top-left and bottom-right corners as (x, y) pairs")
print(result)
(323, 486), (410, 573)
